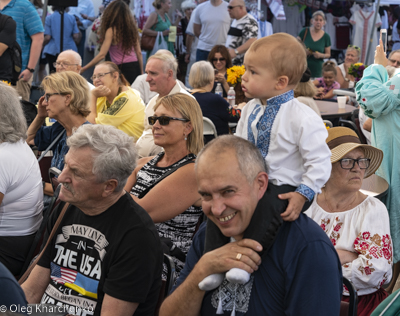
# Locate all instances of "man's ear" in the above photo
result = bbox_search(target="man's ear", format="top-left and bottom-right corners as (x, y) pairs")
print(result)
(102, 179), (118, 197)
(255, 172), (269, 200)
(276, 76), (289, 91)
(167, 69), (174, 80)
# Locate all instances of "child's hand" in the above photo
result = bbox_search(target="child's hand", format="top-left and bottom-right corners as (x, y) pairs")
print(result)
(278, 192), (307, 221)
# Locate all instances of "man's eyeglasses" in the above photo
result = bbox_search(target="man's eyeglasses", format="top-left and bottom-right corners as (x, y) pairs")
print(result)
(53, 62), (78, 68)
(44, 92), (68, 102)
(148, 115), (190, 126)
(389, 59), (400, 66)
(347, 45), (361, 52)
(90, 72), (112, 81)
(338, 158), (370, 170)
(228, 5), (242, 9)
(212, 58), (226, 63)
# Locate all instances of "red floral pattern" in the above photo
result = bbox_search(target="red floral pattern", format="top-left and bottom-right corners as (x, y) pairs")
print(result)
(320, 217), (343, 246)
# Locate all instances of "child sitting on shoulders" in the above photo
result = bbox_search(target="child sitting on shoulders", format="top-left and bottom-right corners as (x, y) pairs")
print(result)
(199, 33), (332, 292)
(313, 61), (340, 99)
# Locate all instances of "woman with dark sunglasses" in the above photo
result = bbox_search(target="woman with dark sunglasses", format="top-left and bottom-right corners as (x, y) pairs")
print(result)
(336, 45), (360, 89)
(124, 93), (204, 278)
(207, 45), (233, 97)
(305, 127), (392, 315)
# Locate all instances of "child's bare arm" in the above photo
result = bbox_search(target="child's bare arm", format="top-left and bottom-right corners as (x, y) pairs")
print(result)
(323, 89), (335, 99)
(278, 192), (307, 221)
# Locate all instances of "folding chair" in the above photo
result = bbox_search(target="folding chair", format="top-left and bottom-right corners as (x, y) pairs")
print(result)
(203, 117), (218, 139)
(340, 277), (358, 316)
(154, 254), (176, 316)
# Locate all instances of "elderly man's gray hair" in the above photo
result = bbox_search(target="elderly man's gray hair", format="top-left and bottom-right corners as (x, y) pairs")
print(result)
(195, 135), (267, 183)
(148, 50), (178, 79)
(0, 82), (27, 143)
(62, 49), (82, 66)
(67, 125), (137, 191)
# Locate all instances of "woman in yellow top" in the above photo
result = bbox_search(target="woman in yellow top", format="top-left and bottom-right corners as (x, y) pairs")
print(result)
(88, 61), (145, 140)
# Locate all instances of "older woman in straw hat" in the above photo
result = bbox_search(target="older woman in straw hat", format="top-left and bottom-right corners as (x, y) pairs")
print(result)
(305, 127), (392, 316)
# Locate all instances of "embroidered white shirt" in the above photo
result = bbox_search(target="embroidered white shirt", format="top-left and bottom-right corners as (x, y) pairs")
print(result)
(305, 196), (393, 295)
(236, 97), (331, 196)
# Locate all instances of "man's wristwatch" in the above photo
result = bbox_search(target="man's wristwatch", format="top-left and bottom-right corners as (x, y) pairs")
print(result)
(234, 49), (239, 55)
(344, 78), (350, 82)
(26, 67), (35, 73)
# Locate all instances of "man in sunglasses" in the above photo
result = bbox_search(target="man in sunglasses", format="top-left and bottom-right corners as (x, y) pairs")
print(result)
(135, 50), (194, 158)
(160, 135), (342, 316)
(226, 0), (258, 65)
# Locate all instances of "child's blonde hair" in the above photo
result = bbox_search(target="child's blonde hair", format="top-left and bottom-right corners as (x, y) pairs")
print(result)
(247, 33), (307, 86)
(321, 61), (337, 76)
(294, 68), (318, 98)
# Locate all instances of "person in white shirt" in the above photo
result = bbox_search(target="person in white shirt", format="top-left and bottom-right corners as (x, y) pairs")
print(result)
(198, 33), (332, 291)
(0, 83), (43, 277)
(192, 0), (230, 61)
(135, 50), (193, 158)
(305, 127), (391, 315)
(225, 0), (258, 65)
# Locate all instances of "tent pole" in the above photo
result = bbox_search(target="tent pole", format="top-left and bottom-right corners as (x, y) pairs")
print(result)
(365, 0), (381, 64)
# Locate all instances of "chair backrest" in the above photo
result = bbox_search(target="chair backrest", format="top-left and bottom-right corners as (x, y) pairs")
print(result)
(203, 117), (217, 138)
(338, 118), (363, 140)
(340, 277), (358, 316)
(154, 254), (176, 316)
(350, 109), (368, 144)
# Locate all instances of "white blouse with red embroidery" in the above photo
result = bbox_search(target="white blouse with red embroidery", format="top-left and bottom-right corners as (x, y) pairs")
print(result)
(305, 195), (393, 296)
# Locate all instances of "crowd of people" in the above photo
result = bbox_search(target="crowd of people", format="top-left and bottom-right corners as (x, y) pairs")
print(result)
(1, 0), (400, 315)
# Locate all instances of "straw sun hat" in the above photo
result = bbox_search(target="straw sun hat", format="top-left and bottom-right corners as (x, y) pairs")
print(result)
(326, 127), (383, 179)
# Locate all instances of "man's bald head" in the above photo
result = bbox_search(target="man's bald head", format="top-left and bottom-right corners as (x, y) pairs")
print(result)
(228, 0), (247, 19)
(56, 50), (82, 73)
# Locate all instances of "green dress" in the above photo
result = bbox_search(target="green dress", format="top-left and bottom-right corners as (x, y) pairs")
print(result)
(146, 13), (174, 59)
(299, 27), (331, 78)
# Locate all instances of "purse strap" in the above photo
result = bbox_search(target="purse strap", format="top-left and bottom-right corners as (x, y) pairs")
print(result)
(37, 130), (66, 162)
(302, 27), (308, 42)
(138, 159), (194, 198)
(18, 202), (70, 285)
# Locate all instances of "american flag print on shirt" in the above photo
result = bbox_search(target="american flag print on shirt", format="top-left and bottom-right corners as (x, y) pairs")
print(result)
(51, 262), (77, 284)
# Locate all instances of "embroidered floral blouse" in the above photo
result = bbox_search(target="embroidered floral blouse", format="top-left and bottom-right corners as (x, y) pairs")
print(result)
(305, 195), (393, 296)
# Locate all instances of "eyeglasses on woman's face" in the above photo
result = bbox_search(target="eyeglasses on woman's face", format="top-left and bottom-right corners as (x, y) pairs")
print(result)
(338, 158), (370, 170)
(44, 92), (68, 102)
(91, 72), (112, 81)
(148, 115), (189, 126)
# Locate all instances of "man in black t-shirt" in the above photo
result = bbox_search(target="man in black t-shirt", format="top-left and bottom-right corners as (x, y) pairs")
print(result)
(21, 125), (163, 316)
(0, 13), (16, 84)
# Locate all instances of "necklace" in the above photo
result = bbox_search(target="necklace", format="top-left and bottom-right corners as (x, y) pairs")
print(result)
(323, 189), (358, 213)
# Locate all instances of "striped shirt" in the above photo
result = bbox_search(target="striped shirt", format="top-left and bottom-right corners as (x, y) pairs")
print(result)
(1, 0), (44, 69)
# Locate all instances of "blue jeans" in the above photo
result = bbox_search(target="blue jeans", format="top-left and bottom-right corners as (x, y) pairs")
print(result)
(196, 49), (211, 62)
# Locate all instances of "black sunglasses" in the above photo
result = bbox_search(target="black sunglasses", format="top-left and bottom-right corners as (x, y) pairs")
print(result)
(228, 5), (242, 9)
(212, 58), (226, 62)
(44, 92), (68, 102)
(148, 115), (190, 126)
